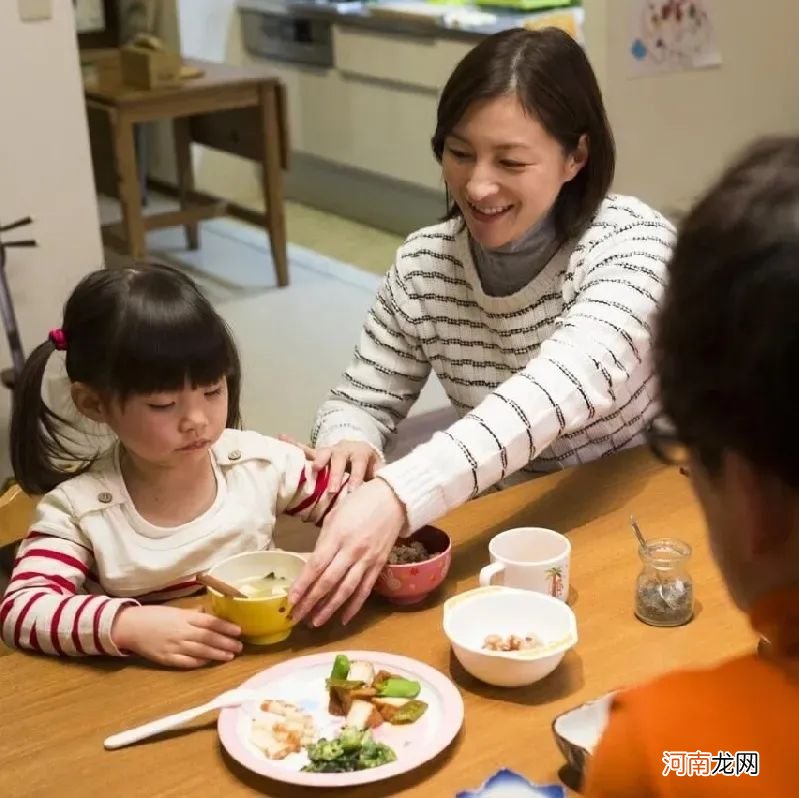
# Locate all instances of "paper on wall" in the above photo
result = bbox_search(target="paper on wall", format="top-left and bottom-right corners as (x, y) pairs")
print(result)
(628, 0), (722, 77)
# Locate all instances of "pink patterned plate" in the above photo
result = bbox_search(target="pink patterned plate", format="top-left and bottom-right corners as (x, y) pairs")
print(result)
(218, 650), (464, 787)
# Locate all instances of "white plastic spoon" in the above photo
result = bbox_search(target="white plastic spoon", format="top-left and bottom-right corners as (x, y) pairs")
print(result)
(103, 688), (262, 750)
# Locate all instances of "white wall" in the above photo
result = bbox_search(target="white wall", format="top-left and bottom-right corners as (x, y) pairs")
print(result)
(584, 0), (799, 216)
(0, 3), (102, 478)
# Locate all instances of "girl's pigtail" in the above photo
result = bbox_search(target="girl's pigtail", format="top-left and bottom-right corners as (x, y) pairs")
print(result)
(9, 342), (89, 494)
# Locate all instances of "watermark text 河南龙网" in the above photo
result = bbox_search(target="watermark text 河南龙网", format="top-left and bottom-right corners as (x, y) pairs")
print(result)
(662, 751), (759, 777)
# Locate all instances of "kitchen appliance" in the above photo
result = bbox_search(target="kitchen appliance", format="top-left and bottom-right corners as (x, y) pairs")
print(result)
(239, 0), (360, 68)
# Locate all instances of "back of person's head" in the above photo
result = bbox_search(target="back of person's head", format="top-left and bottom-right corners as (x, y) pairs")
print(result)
(431, 27), (615, 240)
(655, 136), (799, 488)
(10, 263), (241, 495)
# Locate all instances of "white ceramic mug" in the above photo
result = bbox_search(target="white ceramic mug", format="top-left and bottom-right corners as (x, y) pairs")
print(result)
(479, 527), (571, 601)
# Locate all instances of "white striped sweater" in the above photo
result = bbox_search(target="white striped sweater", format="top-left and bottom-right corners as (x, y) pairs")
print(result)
(312, 194), (676, 532)
(0, 430), (345, 657)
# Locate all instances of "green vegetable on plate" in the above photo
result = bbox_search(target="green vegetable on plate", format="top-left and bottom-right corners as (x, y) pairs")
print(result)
(330, 654), (350, 681)
(388, 699), (428, 724)
(377, 676), (421, 699)
(302, 728), (397, 773)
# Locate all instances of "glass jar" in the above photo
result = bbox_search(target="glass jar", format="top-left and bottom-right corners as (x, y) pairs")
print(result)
(634, 537), (694, 627)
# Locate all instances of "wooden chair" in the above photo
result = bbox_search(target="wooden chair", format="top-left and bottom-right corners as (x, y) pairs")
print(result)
(0, 482), (38, 549)
(0, 483), (38, 656)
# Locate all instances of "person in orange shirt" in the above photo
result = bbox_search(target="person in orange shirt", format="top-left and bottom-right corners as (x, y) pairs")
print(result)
(584, 136), (799, 796)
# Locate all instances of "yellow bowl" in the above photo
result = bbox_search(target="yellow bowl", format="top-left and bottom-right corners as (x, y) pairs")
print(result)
(206, 551), (305, 645)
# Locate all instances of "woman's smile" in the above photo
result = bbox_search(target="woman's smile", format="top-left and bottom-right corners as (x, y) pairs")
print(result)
(466, 200), (515, 220)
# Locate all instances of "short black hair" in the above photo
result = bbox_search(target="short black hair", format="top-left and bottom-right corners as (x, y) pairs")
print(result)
(431, 27), (615, 241)
(10, 263), (241, 494)
(655, 136), (799, 486)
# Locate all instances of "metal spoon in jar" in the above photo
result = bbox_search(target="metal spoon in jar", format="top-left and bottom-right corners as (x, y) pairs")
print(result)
(630, 515), (648, 550)
(629, 515), (681, 610)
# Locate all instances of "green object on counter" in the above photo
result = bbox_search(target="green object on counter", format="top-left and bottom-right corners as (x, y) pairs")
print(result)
(377, 676), (421, 698)
(330, 654), (350, 681)
(474, 0), (573, 9)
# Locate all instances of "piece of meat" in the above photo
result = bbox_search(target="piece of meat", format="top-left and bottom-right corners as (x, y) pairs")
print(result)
(372, 697), (409, 722)
(328, 689), (345, 716)
(330, 685), (357, 715)
(350, 687), (378, 701)
(372, 670), (395, 689)
(346, 699), (383, 730)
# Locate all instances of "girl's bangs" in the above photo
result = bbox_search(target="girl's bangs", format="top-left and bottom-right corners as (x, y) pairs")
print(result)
(109, 302), (234, 396)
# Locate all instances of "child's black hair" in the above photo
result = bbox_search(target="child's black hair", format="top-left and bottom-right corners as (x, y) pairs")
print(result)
(655, 136), (799, 486)
(10, 263), (242, 494)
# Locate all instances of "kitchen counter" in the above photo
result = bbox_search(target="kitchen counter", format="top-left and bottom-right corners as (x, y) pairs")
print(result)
(239, 0), (582, 44)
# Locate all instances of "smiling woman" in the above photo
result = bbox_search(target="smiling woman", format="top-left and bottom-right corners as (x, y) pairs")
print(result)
(286, 27), (676, 628)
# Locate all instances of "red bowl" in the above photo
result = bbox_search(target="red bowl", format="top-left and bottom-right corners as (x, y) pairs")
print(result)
(373, 526), (452, 606)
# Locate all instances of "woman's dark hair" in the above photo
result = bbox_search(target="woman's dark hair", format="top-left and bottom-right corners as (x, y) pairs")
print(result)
(655, 136), (799, 487)
(431, 27), (615, 241)
(10, 263), (242, 494)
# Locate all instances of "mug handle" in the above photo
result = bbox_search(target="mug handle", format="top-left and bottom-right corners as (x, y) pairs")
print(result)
(479, 562), (505, 587)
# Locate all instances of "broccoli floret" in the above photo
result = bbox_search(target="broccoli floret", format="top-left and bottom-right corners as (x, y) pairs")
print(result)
(337, 726), (365, 753)
(358, 739), (397, 769)
(302, 727), (397, 773)
(306, 738), (344, 762)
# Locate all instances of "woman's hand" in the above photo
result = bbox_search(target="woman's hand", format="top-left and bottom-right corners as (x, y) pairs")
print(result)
(279, 435), (383, 492)
(112, 605), (243, 669)
(288, 478), (406, 626)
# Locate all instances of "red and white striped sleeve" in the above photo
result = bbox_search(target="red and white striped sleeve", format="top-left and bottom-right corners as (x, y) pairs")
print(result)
(276, 448), (349, 526)
(0, 491), (137, 657)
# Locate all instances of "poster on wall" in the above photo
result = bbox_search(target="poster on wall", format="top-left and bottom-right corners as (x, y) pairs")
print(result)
(628, 0), (722, 77)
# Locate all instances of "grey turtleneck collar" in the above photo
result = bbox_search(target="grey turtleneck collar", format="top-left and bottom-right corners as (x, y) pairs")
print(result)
(469, 210), (560, 297)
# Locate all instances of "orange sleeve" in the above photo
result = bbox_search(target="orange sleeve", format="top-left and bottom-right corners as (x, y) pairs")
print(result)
(583, 692), (657, 798)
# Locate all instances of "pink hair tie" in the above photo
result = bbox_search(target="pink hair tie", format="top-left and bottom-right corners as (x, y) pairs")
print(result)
(48, 328), (67, 351)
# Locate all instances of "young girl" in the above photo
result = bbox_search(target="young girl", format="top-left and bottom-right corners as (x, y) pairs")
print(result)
(0, 264), (346, 669)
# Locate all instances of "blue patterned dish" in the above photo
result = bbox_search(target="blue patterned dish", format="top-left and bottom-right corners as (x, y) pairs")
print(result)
(456, 768), (565, 798)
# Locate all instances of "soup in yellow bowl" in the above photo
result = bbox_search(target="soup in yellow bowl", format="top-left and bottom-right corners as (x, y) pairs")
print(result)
(206, 551), (305, 645)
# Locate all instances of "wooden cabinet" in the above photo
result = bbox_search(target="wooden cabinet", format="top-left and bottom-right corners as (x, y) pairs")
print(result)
(323, 72), (440, 188)
(333, 26), (454, 91)
(252, 60), (318, 153)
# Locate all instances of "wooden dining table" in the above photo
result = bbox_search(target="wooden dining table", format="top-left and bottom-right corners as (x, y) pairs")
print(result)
(0, 446), (756, 797)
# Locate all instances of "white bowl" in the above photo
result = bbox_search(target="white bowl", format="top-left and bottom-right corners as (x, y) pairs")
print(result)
(552, 691), (616, 778)
(442, 586), (578, 687)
